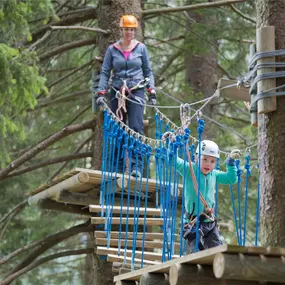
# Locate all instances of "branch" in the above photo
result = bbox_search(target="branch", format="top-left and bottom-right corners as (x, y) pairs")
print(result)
(30, 7), (97, 44)
(146, 35), (185, 46)
(217, 112), (250, 124)
(29, 30), (52, 51)
(0, 120), (96, 181)
(230, 4), (256, 24)
(217, 64), (233, 80)
(142, 0), (249, 16)
(50, 25), (110, 34)
(0, 200), (28, 225)
(5, 151), (92, 179)
(48, 135), (93, 181)
(158, 50), (183, 78)
(6, 221), (93, 275)
(39, 37), (97, 61)
(0, 248), (93, 285)
(0, 201), (28, 240)
(47, 57), (100, 89)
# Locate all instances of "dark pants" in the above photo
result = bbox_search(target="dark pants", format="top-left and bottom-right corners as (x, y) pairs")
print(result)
(110, 87), (144, 173)
(183, 221), (223, 253)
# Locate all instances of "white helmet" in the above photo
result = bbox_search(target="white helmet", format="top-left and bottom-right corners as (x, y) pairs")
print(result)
(195, 140), (220, 159)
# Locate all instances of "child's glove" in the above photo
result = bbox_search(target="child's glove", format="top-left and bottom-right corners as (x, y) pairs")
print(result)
(229, 149), (242, 160)
(226, 149), (242, 166)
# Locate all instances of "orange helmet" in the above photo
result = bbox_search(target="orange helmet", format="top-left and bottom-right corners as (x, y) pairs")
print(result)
(119, 15), (138, 28)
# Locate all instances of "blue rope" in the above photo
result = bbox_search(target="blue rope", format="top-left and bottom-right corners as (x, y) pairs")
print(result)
(155, 147), (160, 209)
(100, 112), (111, 217)
(180, 128), (190, 256)
(170, 135), (182, 259)
(107, 125), (122, 247)
(255, 164), (260, 246)
(141, 145), (152, 268)
(190, 143), (196, 162)
(118, 132), (129, 255)
(161, 146), (168, 262)
(131, 139), (143, 270)
(106, 123), (119, 247)
(215, 158), (220, 217)
(195, 119), (204, 252)
(230, 184), (241, 246)
(236, 159), (243, 245)
(105, 120), (116, 232)
(155, 113), (160, 140)
(123, 136), (135, 263)
(243, 152), (251, 245)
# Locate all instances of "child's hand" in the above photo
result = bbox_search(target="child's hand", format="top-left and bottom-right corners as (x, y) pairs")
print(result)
(229, 149), (242, 160)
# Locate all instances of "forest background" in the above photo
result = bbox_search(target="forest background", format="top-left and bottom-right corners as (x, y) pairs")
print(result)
(0, 0), (257, 284)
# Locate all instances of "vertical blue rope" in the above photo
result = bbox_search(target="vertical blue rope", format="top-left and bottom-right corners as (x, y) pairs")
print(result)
(255, 164), (260, 246)
(180, 129), (190, 256)
(141, 145), (152, 268)
(215, 158), (220, 217)
(123, 136), (135, 263)
(105, 120), (116, 232)
(243, 152), (251, 246)
(118, 132), (129, 255)
(106, 123), (119, 247)
(230, 184), (241, 246)
(190, 143), (196, 163)
(100, 112), (111, 217)
(236, 159), (243, 245)
(195, 119), (204, 252)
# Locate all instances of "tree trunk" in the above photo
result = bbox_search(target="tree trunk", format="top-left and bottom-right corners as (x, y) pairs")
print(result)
(185, 0), (219, 136)
(88, 1), (142, 284)
(92, 0), (142, 170)
(257, 0), (285, 246)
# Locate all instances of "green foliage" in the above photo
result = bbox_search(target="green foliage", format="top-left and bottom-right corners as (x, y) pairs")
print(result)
(0, 44), (47, 166)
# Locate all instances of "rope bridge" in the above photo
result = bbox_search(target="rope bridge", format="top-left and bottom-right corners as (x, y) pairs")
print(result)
(94, 107), (260, 270)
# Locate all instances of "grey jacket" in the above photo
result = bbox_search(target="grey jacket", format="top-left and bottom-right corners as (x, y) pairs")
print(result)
(94, 40), (155, 93)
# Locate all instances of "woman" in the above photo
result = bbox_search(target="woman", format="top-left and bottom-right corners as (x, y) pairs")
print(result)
(93, 14), (156, 177)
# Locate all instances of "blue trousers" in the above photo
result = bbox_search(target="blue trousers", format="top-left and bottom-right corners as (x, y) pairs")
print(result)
(183, 221), (223, 253)
(110, 87), (145, 173)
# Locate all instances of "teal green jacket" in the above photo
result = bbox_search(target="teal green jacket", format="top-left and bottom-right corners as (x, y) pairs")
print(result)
(176, 157), (237, 221)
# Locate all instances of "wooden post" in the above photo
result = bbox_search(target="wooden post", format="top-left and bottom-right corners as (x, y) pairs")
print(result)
(250, 43), (258, 127)
(38, 199), (91, 216)
(139, 273), (168, 285)
(169, 263), (276, 285)
(213, 253), (285, 283)
(256, 26), (276, 114)
(55, 190), (99, 205)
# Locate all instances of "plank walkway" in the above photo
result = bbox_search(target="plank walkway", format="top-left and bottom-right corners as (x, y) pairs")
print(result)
(113, 244), (285, 283)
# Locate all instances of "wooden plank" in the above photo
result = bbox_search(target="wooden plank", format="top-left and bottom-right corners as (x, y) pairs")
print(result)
(140, 273), (169, 285)
(89, 205), (161, 216)
(114, 244), (230, 282)
(96, 246), (180, 261)
(217, 78), (249, 102)
(256, 26), (276, 114)
(213, 253), (285, 283)
(91, 217), (164, 226)
(95, 238), (180, 250)
(169, 263), (262, 285)
(55, 190), (99, 206)
(38, 199), (91, 216)
(107, 254), (160, 265)
(95, 231), (178, 241)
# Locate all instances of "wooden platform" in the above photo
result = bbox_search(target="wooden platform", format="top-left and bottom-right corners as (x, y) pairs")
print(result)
(28, 168), (183, 206)
(113, 244), (285, 284)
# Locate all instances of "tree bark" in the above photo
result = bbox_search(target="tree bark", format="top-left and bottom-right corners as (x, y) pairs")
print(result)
(257, 0), (285, 247)
(185, 0), (219, 135)
(87, 1), (143, 284)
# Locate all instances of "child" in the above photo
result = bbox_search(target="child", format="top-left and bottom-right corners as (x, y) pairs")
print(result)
(176, 140), (241, 253)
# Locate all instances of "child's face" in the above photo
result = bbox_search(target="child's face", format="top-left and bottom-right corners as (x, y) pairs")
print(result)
(199, 155), (217, 175)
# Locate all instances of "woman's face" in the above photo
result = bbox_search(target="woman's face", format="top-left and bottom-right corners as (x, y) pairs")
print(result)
(122, 28), (136, 41)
